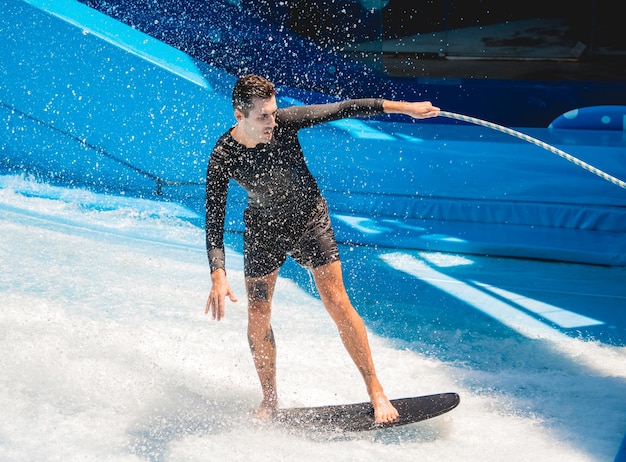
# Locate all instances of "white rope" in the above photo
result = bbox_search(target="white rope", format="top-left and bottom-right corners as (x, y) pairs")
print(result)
(439, 110), (626, 190)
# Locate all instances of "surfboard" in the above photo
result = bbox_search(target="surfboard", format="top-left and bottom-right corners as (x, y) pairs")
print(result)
(273, 392), (460, 432)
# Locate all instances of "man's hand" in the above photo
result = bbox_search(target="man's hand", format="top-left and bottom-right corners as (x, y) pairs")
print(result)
(383, 100), (440, 119)
(205, 269), (238, 321)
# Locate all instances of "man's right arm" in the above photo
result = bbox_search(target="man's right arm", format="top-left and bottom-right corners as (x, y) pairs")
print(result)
(205, 140), (232, 273)
(205, 142), (238, 320)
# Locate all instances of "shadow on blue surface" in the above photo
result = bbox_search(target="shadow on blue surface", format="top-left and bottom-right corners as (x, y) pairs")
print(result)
(221, 231), (626, 348)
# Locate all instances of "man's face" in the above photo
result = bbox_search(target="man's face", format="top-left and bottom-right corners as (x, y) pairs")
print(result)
(235, 96), (278, 146)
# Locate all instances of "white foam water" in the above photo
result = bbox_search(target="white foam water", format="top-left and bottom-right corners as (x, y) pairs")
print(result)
(1, 174), (624, 461)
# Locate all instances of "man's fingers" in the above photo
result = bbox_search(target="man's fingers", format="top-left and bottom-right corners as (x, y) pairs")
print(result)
(206, 288), (237, 321)
(205, 295), (221, 320)
(212, 297), (223, 321)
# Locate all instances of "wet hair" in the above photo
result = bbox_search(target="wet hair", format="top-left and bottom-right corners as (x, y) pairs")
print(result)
(232, 74), (276, 116)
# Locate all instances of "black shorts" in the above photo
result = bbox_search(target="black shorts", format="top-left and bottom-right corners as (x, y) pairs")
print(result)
(243, 198), (340, 278)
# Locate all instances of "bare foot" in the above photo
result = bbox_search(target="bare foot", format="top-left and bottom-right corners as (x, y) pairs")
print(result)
(252, 406), (274, 421)
(252, 397), (277, 421)
(372, 392), (399, 424)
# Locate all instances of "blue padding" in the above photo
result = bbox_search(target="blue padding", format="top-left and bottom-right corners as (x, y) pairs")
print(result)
(549, 106), (626, 130)
(331, 215), (626, 267)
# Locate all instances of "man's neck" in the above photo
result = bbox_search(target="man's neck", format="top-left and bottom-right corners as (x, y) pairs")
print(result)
(231, 125), (258, 149)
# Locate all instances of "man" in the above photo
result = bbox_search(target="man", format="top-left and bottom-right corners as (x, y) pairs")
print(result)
(205, 74), (439, 424)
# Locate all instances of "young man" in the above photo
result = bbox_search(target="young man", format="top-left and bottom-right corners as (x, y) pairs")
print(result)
(205, 74), (439, 424)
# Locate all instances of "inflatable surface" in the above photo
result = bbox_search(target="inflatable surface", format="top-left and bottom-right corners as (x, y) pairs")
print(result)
(1, 0), (625, 265)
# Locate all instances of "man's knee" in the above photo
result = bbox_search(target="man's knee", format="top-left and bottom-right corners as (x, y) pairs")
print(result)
(247, 279), (270, 302)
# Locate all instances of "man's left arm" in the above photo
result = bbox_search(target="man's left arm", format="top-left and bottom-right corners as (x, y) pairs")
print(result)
(383, 100), (440, 119)
(280, 98), (439, 129)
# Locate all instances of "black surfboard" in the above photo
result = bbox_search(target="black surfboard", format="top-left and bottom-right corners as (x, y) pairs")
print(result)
(273, 392), (460, 432)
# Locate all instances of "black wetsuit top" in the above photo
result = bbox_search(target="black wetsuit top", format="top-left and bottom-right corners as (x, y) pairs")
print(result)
(205, 98), (385, 273)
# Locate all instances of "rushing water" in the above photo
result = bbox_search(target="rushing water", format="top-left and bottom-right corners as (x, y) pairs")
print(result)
(1, 174), (625, 461)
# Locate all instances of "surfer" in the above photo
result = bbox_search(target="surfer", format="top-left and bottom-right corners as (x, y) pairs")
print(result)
(205, 74), (439, 424)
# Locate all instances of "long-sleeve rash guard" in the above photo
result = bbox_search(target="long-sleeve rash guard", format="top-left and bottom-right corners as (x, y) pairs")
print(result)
(205, 98), (385, 273)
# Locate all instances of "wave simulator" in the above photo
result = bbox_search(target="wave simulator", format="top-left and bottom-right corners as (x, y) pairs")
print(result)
(1, 2), (625, 460)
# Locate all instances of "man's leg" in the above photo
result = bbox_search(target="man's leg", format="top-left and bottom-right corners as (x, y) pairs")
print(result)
(311, 260), (399, 424)
(246, 269), (279, 417)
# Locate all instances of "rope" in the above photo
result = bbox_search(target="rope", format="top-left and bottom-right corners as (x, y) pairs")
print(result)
(439, 110), (626, 190)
